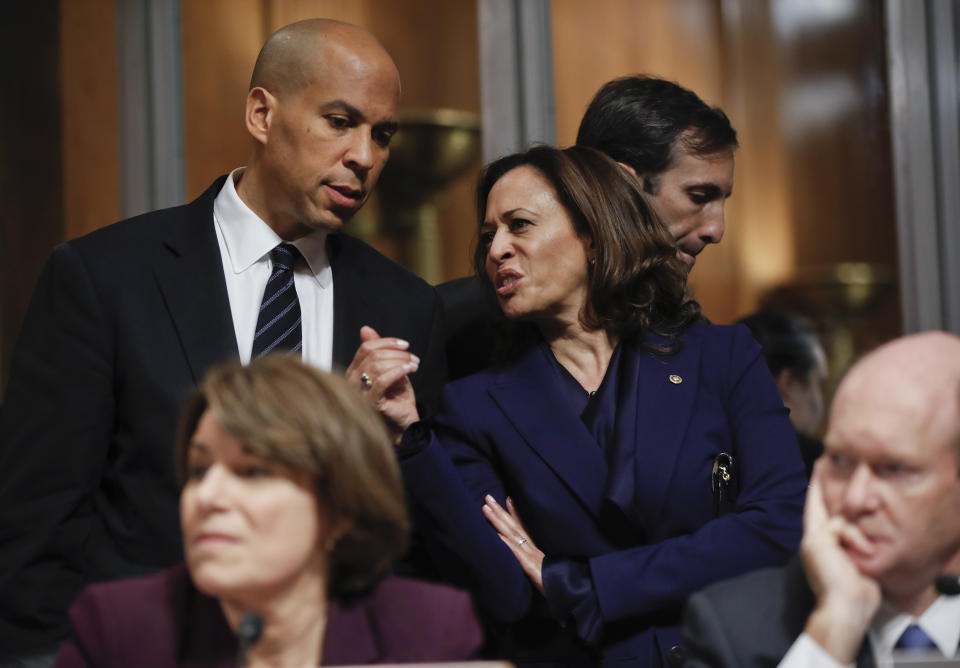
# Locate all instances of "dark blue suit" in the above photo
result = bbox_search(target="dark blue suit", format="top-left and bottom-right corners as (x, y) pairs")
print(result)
(401, 324), (806, 666)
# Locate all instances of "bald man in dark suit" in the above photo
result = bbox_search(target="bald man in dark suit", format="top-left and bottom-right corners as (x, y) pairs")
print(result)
(0, 19), (444, 664)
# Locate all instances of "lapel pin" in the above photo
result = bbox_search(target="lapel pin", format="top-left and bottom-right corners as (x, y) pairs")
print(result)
(669, 374), (682, 384)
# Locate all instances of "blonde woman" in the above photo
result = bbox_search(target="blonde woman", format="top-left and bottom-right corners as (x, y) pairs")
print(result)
(55, 357), (481, 667)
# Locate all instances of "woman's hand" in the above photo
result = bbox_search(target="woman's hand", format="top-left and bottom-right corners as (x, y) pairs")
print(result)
(483, 495), (545, 595)
(345, 326), (420, 440)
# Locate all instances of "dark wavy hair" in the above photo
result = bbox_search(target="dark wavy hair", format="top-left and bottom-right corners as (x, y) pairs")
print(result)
(737, 311), (821, 382)
(473, 144), (701, 348)
(576, 75), (738, 193)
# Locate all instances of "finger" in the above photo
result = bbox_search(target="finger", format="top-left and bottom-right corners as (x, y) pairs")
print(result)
(495, 532), (535, 569)
(837, 522), (874, 557)
(358, 337), (412, 354)
(803, 462), (829, 534)
(483, 496), (522, 539)
(369, 364), (417, 399)
(347, 327), (382, 373)
(365, 357), (420, 387)
(346, 339), (413, 380)
(363, 350), (421, 369)
(506, 497), (531, 535)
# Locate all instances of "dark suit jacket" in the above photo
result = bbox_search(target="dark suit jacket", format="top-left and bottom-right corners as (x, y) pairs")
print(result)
(436, 276), (499, 380)
(0, 177), (446, 657)
(53, 565), (483, 667)
(681, 557), (875, 668)
(401, 324), (807, 666)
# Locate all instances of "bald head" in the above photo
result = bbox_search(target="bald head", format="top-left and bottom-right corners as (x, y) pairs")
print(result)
(239, 19), (401, 239)
(250, 19), (399, 101)
(831, 331), (960, 460)
(819, 332), (960, 607)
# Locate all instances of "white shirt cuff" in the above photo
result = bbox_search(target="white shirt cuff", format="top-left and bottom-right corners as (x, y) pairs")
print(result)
(778, 633), (855, 668)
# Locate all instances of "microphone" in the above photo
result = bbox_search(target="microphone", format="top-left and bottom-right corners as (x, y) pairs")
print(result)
(935, 574), (960, 596)
(236, 611), (264, 668)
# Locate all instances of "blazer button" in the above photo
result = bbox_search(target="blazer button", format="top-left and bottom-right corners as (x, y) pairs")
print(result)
(667, 644), (687, 667)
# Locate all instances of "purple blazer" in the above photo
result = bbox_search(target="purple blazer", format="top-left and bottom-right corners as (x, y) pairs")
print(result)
(53, 565), (482, 667)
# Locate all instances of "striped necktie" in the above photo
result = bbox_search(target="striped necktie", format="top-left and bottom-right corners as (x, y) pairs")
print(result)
(251, 243), (302, 357)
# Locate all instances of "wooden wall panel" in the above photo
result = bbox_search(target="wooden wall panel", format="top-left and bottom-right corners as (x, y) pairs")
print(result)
(60, 0), (118, 241)
(181, 0), (265, 200)
(777, 3), (896, 268)
(552, 0), (724, 147)
(720, 0), (795, 316)
(725, 0), (901, 370)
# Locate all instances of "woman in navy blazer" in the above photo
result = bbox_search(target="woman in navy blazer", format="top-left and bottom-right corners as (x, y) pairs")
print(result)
(54, 358), (481, 667)
(354, 145), (806, 667)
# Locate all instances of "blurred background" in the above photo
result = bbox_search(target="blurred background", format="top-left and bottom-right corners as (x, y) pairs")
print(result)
(2, 0), (958, 436)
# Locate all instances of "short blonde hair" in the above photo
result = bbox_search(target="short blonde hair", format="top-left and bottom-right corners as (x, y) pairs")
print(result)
(176, 355), (409, 601)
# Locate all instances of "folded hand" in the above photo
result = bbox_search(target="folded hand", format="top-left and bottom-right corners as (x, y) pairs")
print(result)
(345, 326), (420, 439)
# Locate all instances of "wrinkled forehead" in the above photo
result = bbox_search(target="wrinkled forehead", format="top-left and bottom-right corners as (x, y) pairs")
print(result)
(826, 371), (960, 467)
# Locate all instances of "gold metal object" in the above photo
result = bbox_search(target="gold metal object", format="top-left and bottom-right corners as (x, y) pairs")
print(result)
(376, 109), (482, 284)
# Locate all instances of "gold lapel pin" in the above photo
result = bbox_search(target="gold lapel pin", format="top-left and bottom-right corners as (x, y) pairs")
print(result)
(669, 374), (682, 384)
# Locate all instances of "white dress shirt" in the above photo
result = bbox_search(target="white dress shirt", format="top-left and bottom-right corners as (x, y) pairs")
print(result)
(779, 594), (960, 667)
(212, 168), (334, 370)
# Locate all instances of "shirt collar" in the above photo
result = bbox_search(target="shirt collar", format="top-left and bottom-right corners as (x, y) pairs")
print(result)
(870, 594), (960, 657)
(213, 167), (331, 288)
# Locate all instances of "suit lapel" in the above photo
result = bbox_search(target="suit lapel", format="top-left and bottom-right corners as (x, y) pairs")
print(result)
(328, 234), (378, 370)
(154, 177), (238, 384)
(617, 337), (701, 529)
(488, 342), (609, 517)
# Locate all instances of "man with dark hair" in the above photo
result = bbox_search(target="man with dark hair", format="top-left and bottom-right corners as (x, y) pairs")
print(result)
(576, 75), (737, 272)
(681, 332), (960, 667)
(738, 310), (828, 475)
(440, 74), (738, 379)
(0, 19), (444, 665)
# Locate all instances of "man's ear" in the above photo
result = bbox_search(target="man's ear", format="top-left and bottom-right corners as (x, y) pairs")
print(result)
(245, 87), (276, 145)
(775, 368), (800, 404)
(616, 161), (655, 193)
(616, 161), (639, 180)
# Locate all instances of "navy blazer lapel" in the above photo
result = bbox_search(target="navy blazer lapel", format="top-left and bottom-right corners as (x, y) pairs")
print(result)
(154, 177), (238, 384)
(488, 342), (609, 517)
(621, 336), (701, 528)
